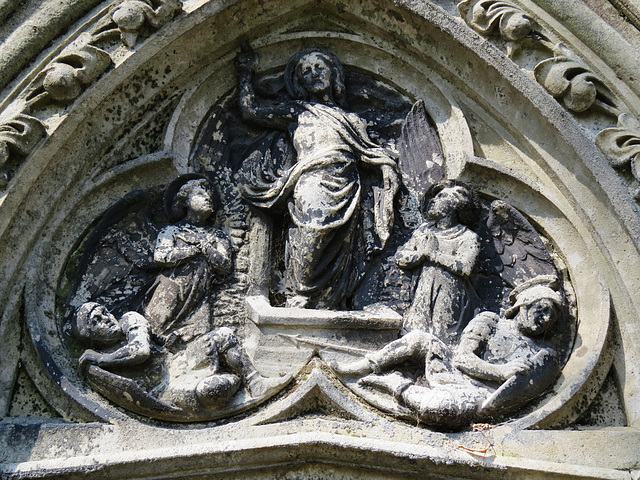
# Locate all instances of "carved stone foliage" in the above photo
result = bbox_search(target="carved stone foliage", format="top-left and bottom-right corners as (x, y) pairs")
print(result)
(595, 113), (640, 199)
(458, 0), (537, 56)
(457, 0), (640, 200)
(0, 111), (46, 186)
(459, 1), (616, 114)
(37, 34), (113, 103)
(458, 0), (535, 41)
(534, 45), (615, 114)
(58, 48), (574, 429)
(0, 1), (183, 193)
(110, 0), (183, 48)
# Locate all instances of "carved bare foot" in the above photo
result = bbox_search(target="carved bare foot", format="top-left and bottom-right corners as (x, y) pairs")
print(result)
(358, 371), (412, 397)
(329, 357), (374, 377)
(286, 294), (311, 308)
(247, 373), (292, 398)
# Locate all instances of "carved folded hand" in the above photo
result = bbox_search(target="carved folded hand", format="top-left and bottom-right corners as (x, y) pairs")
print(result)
(421, 233), (439, 259)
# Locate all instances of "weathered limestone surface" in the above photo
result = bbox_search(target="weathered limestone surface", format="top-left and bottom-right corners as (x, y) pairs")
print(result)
(1, 0), (639, 478)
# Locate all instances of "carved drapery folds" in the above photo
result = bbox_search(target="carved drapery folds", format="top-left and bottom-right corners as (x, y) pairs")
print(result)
(1, 3), (636, 476)
(52, 47), (578, 430)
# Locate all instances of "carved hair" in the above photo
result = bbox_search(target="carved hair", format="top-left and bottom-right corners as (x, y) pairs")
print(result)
(73, 301), (102, 342)
(284, 49), (347, 108)
(164, 174), (216, 221)
(421, 179), (481, 228)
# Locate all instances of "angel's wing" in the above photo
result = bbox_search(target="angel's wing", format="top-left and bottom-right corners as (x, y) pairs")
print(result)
(69, 190), (158, 317)
(481, 200), (557, 293)
(397, 100), (446, 201)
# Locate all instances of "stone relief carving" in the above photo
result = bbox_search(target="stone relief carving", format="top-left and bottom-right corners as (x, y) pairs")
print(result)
(61, 48), (573, 428)
(236, 47), (401, 309)
(534, 45), (615, 114)
(110, 0), (183, 48)
(35, 34), (113, 103)
(595, 113), (640, 200)
(0, 111), (46, 186)
(334, 275), (563, 429)
(0, 0), (183, 193)
(459, 0), (616, 114)
(458, 0), (537, 56)
(67, 176), (290, 421)
(457, 0), (640, 201)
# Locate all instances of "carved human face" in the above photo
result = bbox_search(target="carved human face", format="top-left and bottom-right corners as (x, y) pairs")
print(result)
(518, 298), (558, 336)
(185, 184), (214, 219)
(86, 305), (122, 345)
(427, 186), (466, 220)
(296, 53), (333, 96)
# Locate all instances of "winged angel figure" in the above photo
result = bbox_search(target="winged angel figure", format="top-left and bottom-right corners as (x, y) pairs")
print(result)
(64, 46), (566, 424)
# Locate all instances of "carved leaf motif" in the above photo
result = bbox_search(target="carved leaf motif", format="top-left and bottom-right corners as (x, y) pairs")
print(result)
(458, 0), (534, 42)
(0, 113), (46, 183)
(534, 45), (610, 113)
(41, 34), (112, 102)
(595, 113), (640, 180)
(110, 0), (183, 48)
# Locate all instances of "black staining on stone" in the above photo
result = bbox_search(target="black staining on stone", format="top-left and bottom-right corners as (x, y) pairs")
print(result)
(8, 364), (61, 418)
(64, 176), (290, 421)
(573, 366), (627, 427)
(56, 47), (573, 429)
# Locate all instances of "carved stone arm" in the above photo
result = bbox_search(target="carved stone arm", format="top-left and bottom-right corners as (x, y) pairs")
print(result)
(153, 226), (200, 266)
(79, 324), (151, 369)
(236, 51), (301, 130)
(395, 226), (430, 268)
(454, 312), (537, 383)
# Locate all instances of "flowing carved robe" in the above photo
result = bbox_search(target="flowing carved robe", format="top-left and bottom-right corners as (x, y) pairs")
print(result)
(143, 225), (232, 346)
(399, 222), (480, 343)
(242, 102), (399, 308)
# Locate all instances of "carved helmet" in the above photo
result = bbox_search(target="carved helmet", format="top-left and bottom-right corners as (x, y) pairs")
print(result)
(505, 275), (563, 318)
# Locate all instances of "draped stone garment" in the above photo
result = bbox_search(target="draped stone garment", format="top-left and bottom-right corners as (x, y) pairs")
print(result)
(242, 102), (399, 308)
(400, 223), (480, 344)
(144, 225), (231, 347)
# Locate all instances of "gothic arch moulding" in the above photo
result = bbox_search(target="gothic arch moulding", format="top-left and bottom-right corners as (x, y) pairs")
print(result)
(0, 0), (639, 478)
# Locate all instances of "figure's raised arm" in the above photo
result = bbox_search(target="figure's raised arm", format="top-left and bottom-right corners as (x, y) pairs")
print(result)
(236, 46), (301, 129)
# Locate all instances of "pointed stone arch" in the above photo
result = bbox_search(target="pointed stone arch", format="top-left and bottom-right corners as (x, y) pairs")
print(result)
(1, 0), (639, 477)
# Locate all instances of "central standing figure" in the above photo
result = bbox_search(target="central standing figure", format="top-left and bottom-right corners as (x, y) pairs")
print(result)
(237, 48), (400, 309)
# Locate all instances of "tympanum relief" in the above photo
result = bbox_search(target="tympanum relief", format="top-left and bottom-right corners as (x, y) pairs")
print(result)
(61, 48), (573, 428)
